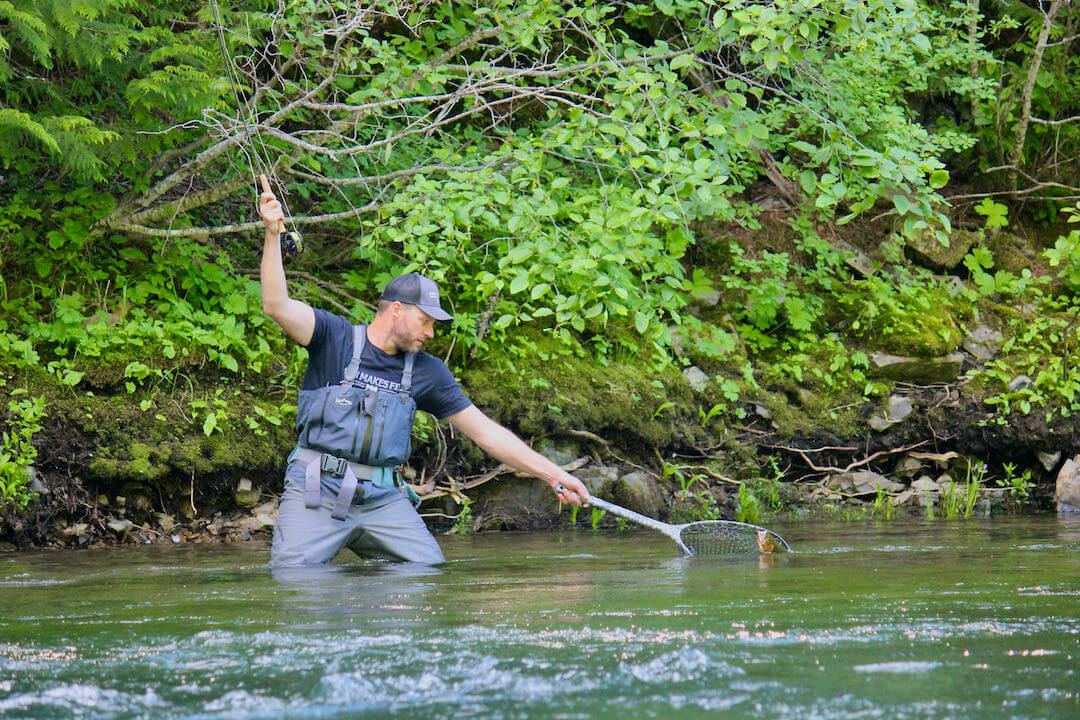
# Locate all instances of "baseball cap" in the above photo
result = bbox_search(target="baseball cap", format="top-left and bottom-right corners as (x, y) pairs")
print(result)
(381, 273), (452, 321)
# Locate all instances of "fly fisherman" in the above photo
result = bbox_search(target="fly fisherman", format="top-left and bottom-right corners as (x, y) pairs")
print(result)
(259, 185), (590, 566)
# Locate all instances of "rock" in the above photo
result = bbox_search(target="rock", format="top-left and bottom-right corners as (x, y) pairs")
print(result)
(26, 467), (47, 495)
(910, 476), (940, 493)
(612, 471), (663, 518)
(254, 513), (276, 530)
(905, 227), (977, 271)
(234, 478), (260, 509)
(753, 403), (771, 419)
(107, 518), (136, 534)
(962, 325), (1004, 362)
(1037, 451), (1062, 472)
(682, 366), (709, 392)
(536, 439), (579, 467)
(834, 239), (875, 277)
(253, 501), (278, 518)
(575, 465), (619, 498)
(909, 450), (959, 468)
(869, 394), (914, 431)
(1008, 375), (1034, 392)
(891, 489), (914, 507)
(893, 455), (925, 479)
(867, 352), (964, 384)
(62, 523), (90, 538)
(1055, 457), (1080, 514)
(157, 513), (176, 533)
(692, 288), (721, 308)
(828, 470), (903, 495)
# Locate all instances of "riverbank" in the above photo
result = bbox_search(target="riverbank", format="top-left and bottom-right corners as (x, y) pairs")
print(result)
(4, 213), (1080, 549)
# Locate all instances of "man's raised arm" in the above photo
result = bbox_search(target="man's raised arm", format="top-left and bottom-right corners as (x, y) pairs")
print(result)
(447, 405), (591, 506)
(259, 179), (315, 346)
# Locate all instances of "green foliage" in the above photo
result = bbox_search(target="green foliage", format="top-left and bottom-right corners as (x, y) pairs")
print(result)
(0, 0), (229, 181)
(0, 0), (1077, 525)
(1043, 203), (1080, 293)
(940, 460), (985, 519)
(735, 483), (762, 525)
(0, 394), (47, 507)
(996, 463), (1033, 504)
(840, 274), (965, 357)
(449, 495), (474, 534)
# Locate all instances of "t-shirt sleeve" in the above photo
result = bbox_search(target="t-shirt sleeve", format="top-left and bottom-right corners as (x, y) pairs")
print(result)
(301, 308), (352, 390)
(415, 356), (472, 420)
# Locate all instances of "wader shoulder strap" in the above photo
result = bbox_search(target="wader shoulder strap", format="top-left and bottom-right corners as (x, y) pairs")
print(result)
(339, 324), (367, 394)
(401, 352), (415, 394)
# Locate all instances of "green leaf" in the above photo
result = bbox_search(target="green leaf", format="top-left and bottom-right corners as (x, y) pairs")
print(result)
(670, 53), (695, 70)
(509, 273), (530, 295)
(203, 412), (218, 436)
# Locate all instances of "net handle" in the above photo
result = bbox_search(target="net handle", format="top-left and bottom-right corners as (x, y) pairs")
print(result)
(586, 495), (687, 550)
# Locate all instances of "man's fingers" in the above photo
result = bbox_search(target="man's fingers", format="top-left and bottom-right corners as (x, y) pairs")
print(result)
(555, 481), (589, 507)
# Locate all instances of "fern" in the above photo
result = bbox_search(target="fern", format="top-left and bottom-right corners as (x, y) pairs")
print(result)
(0, 109), (61, 155)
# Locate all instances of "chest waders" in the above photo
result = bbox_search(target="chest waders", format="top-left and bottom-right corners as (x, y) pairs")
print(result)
(294, 325), (419, 520)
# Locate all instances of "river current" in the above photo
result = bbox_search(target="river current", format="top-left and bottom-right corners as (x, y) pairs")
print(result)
(1, 517), (1077, 719)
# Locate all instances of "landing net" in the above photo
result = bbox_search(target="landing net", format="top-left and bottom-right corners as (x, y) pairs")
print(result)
(678, 522), (791, 555)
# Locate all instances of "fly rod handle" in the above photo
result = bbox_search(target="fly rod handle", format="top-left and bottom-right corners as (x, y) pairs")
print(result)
(259, 173), (287, 235)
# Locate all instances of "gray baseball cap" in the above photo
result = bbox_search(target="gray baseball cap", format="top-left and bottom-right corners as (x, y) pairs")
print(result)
(381, 273), (452, 321)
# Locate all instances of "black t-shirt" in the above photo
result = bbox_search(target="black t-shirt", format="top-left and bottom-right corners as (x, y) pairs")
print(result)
(300, 309), (472, 420)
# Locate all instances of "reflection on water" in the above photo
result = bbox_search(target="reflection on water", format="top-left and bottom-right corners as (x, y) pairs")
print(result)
(0, 517), (1078, 719)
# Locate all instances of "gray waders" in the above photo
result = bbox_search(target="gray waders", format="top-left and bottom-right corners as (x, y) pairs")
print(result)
(294, 324), (420, 518)
(271, 325), (438, 567)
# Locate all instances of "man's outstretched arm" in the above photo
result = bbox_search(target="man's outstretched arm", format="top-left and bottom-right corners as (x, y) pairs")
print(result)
(447, 405), (591, 506)
(259, 182), (315, 346)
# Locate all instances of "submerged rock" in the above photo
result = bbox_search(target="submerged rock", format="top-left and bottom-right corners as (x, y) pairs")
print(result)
(1055, 456), (1080, 514)
(867, 352), (964, 384)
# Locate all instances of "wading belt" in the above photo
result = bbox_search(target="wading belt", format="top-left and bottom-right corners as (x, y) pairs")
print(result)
(293, 447), (399, 521)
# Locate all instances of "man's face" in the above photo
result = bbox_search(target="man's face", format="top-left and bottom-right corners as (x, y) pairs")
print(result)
(390, 303), (436, 353)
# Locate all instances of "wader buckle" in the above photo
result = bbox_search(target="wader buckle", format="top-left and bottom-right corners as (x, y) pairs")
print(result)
(320, 453), (348, 478)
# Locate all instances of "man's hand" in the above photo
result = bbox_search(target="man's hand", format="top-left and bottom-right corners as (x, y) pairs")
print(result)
(258, 176), (314, 346)
(259, 177), (285, 236)
(553, 474), (590, 507)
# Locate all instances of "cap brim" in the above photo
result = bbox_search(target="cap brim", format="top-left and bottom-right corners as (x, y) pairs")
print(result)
(418, 304), (452, 322)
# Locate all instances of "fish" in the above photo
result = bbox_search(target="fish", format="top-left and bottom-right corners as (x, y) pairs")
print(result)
(756, 530), (776, 554)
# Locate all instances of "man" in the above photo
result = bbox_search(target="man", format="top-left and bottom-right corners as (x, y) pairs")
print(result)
(259, 184), (590, 566)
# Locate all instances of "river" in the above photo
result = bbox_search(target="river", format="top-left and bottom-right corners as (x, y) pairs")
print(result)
(1, 517), (1077, 719)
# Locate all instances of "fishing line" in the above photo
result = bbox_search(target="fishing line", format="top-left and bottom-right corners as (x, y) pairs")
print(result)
(209, 0), (303, 254)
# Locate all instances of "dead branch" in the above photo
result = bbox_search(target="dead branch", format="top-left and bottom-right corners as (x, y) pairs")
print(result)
(773, 441), (928, 473)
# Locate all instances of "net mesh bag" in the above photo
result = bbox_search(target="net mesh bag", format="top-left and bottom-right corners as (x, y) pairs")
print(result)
(678, 522), (791, 555)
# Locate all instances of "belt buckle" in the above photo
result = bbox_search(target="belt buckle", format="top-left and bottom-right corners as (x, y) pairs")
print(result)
(320, 454), (347, 478)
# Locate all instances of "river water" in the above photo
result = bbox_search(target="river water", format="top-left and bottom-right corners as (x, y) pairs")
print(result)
(1, 517), (1077, 719)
